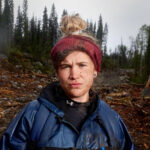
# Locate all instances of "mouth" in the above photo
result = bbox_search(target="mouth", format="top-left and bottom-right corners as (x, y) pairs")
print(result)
(69, 83), (82, 88)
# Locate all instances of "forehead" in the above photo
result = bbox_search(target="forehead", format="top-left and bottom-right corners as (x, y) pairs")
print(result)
(61, 51), (93, 63)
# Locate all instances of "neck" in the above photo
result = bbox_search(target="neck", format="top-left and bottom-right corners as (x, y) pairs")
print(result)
(70, 93), (89, 103)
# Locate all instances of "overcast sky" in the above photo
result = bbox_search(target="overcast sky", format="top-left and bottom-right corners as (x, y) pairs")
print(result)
(14, 0), (150, 51)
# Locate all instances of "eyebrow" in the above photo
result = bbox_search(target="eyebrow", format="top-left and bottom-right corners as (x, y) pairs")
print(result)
(60, 61), (88, 65)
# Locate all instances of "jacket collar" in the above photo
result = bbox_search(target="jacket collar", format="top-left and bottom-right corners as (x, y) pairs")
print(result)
(38, 81), (102, 121)
(38, 97), (64, 118)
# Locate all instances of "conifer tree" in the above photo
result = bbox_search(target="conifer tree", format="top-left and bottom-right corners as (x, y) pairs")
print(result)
(9, 0), (14, 44)
(0, 0), (2, 23)
(3, 0), (10, 44)
(42, 7), (48, 47)
(135, 25), (148, 76)
(37, 20), (41, 46)
(93, 22), (96, 37)
(30, 16), (37, 46)
(89, 21), (94, 35)
(14, 6), (23, 47)
(144, 27), (150, 79)
(49, 3), (58, 47)
(22, 0), (29, 50)
(96, 15), (103, 47)
(118, 42), (127, 67)
(0, 0), (3, 51)
(132, 49), (140, 76)
(62, 9), (68, 17)
(103, 23), (108, 56)
(58, 9), (68, 38)
(1, 0), (14, 50)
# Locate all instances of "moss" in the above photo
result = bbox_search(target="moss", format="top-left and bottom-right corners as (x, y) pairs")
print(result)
(7, 48), (55, 74)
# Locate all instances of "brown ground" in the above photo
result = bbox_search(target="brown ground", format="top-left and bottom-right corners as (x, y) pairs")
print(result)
(0, 59), (150, 149)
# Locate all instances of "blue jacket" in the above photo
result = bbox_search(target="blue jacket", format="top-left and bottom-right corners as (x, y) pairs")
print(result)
(0, 84), (135, 150)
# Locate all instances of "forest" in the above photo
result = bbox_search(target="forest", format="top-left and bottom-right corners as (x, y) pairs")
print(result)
(0, 0), (150, 149)
(0, 0), (150, 83)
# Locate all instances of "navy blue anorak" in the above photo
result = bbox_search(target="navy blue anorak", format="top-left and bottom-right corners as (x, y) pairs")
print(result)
(0, 83), (135, 150)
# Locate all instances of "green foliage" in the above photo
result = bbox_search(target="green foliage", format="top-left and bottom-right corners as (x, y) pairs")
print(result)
(42, 6), (48, 48)
(118, 44), (128, 68)
(128, 25), (150, 83)
(101, 57), (118, 70)
(130, 74), (147, 84)
(8, 48), (55, 74)
(0, 0), (2, 16)
(144, 27), (150, 79)
(14, 6), (23, 47)
(0, 0), (14, 52)
(49, 3), (58, 47)
(8, 48), (32, 70)
(22, 0), (29, 51)
(131, 50), (140, 75)
(96, 15), (103, 46)
(3, 0), (150, 81)
(62, 9), (68, 17)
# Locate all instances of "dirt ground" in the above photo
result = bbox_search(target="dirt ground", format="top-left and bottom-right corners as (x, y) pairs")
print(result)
(0, 59), (150, 149)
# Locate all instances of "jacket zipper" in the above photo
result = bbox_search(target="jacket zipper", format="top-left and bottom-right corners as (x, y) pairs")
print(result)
(61, 119), (80, 135)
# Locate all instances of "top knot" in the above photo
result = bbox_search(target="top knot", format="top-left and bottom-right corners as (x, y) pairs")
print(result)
(61, 14), (87, 35)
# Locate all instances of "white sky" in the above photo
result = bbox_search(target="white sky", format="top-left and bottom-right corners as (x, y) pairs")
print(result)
(14, 0), (150, 51)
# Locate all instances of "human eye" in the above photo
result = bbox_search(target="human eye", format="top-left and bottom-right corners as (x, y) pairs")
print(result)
(60, 64), (70, 69)
(79, 63), (87, 67)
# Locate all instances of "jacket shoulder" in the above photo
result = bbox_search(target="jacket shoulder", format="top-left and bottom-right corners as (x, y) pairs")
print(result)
(99, 99), (119, 119)
(0, 100), (42, 150)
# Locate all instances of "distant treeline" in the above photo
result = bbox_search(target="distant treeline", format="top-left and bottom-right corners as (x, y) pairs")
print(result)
(0, 0), (150, 83)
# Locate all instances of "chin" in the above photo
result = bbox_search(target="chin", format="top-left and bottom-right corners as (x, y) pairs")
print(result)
(67, 89), (87, 99)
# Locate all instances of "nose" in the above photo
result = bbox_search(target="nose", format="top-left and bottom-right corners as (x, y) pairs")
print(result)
(69, 66), (80, 80)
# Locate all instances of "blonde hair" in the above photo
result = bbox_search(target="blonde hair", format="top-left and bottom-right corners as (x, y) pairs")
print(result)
(52, 14), (101, 70)
(60, 14), (98, 44)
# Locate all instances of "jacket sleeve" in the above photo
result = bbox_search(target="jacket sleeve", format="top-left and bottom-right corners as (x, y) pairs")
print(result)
(0, 100), (40, 150)
(119, 117), (136, 150)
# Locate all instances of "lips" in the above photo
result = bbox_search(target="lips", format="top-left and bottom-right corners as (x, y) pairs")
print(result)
(69, 83), (82, 88)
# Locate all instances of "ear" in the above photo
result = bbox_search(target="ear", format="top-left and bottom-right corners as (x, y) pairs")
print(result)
(93, 70), (98, 78)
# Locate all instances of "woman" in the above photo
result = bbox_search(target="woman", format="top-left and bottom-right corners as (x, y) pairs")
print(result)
(0, 14), (135, 150)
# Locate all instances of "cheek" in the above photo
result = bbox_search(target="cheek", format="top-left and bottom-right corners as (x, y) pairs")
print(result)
(82, 69), (95, 83)
(83, 67), (95, 76)
(57, 70), (67, 81)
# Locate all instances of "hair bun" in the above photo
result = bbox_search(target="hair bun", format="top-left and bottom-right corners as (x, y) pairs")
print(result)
(61, 14), (87, 35)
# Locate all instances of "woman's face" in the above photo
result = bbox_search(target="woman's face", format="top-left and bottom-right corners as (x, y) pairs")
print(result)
(57, 51), (97, 103)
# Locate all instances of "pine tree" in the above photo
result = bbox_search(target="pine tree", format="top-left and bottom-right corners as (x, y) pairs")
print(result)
(118, 42), (128, 68)
(89, 21), (94, 35)
(49, 3), (58, 47)
(62, 9), (68, 17)
(144, 27), (150, 79)
(37, 20), (41, 46)
(9, 0), (14, 45)
(96, 15), (103, 47)
(42, 7), (48, 47)
(30, 16), (37, 46)
(58, 9), (68, 38)
(14, 6), (23, 47)
(86, 20), (95, 35)
(103, 23), (108, 56)
(0, 0), (3, 51)
(0, 0), (2, 23)
(22, 0), (29, 50)
(93, 22), (96, 37)
(136, 25), (148, 76)
(132, 49), (140, 76)
(1, 0), (14, 50)
(2, 0), (10, 43)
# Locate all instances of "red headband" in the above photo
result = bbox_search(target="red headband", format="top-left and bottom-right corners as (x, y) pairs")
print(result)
(51, 35), (102, 72)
